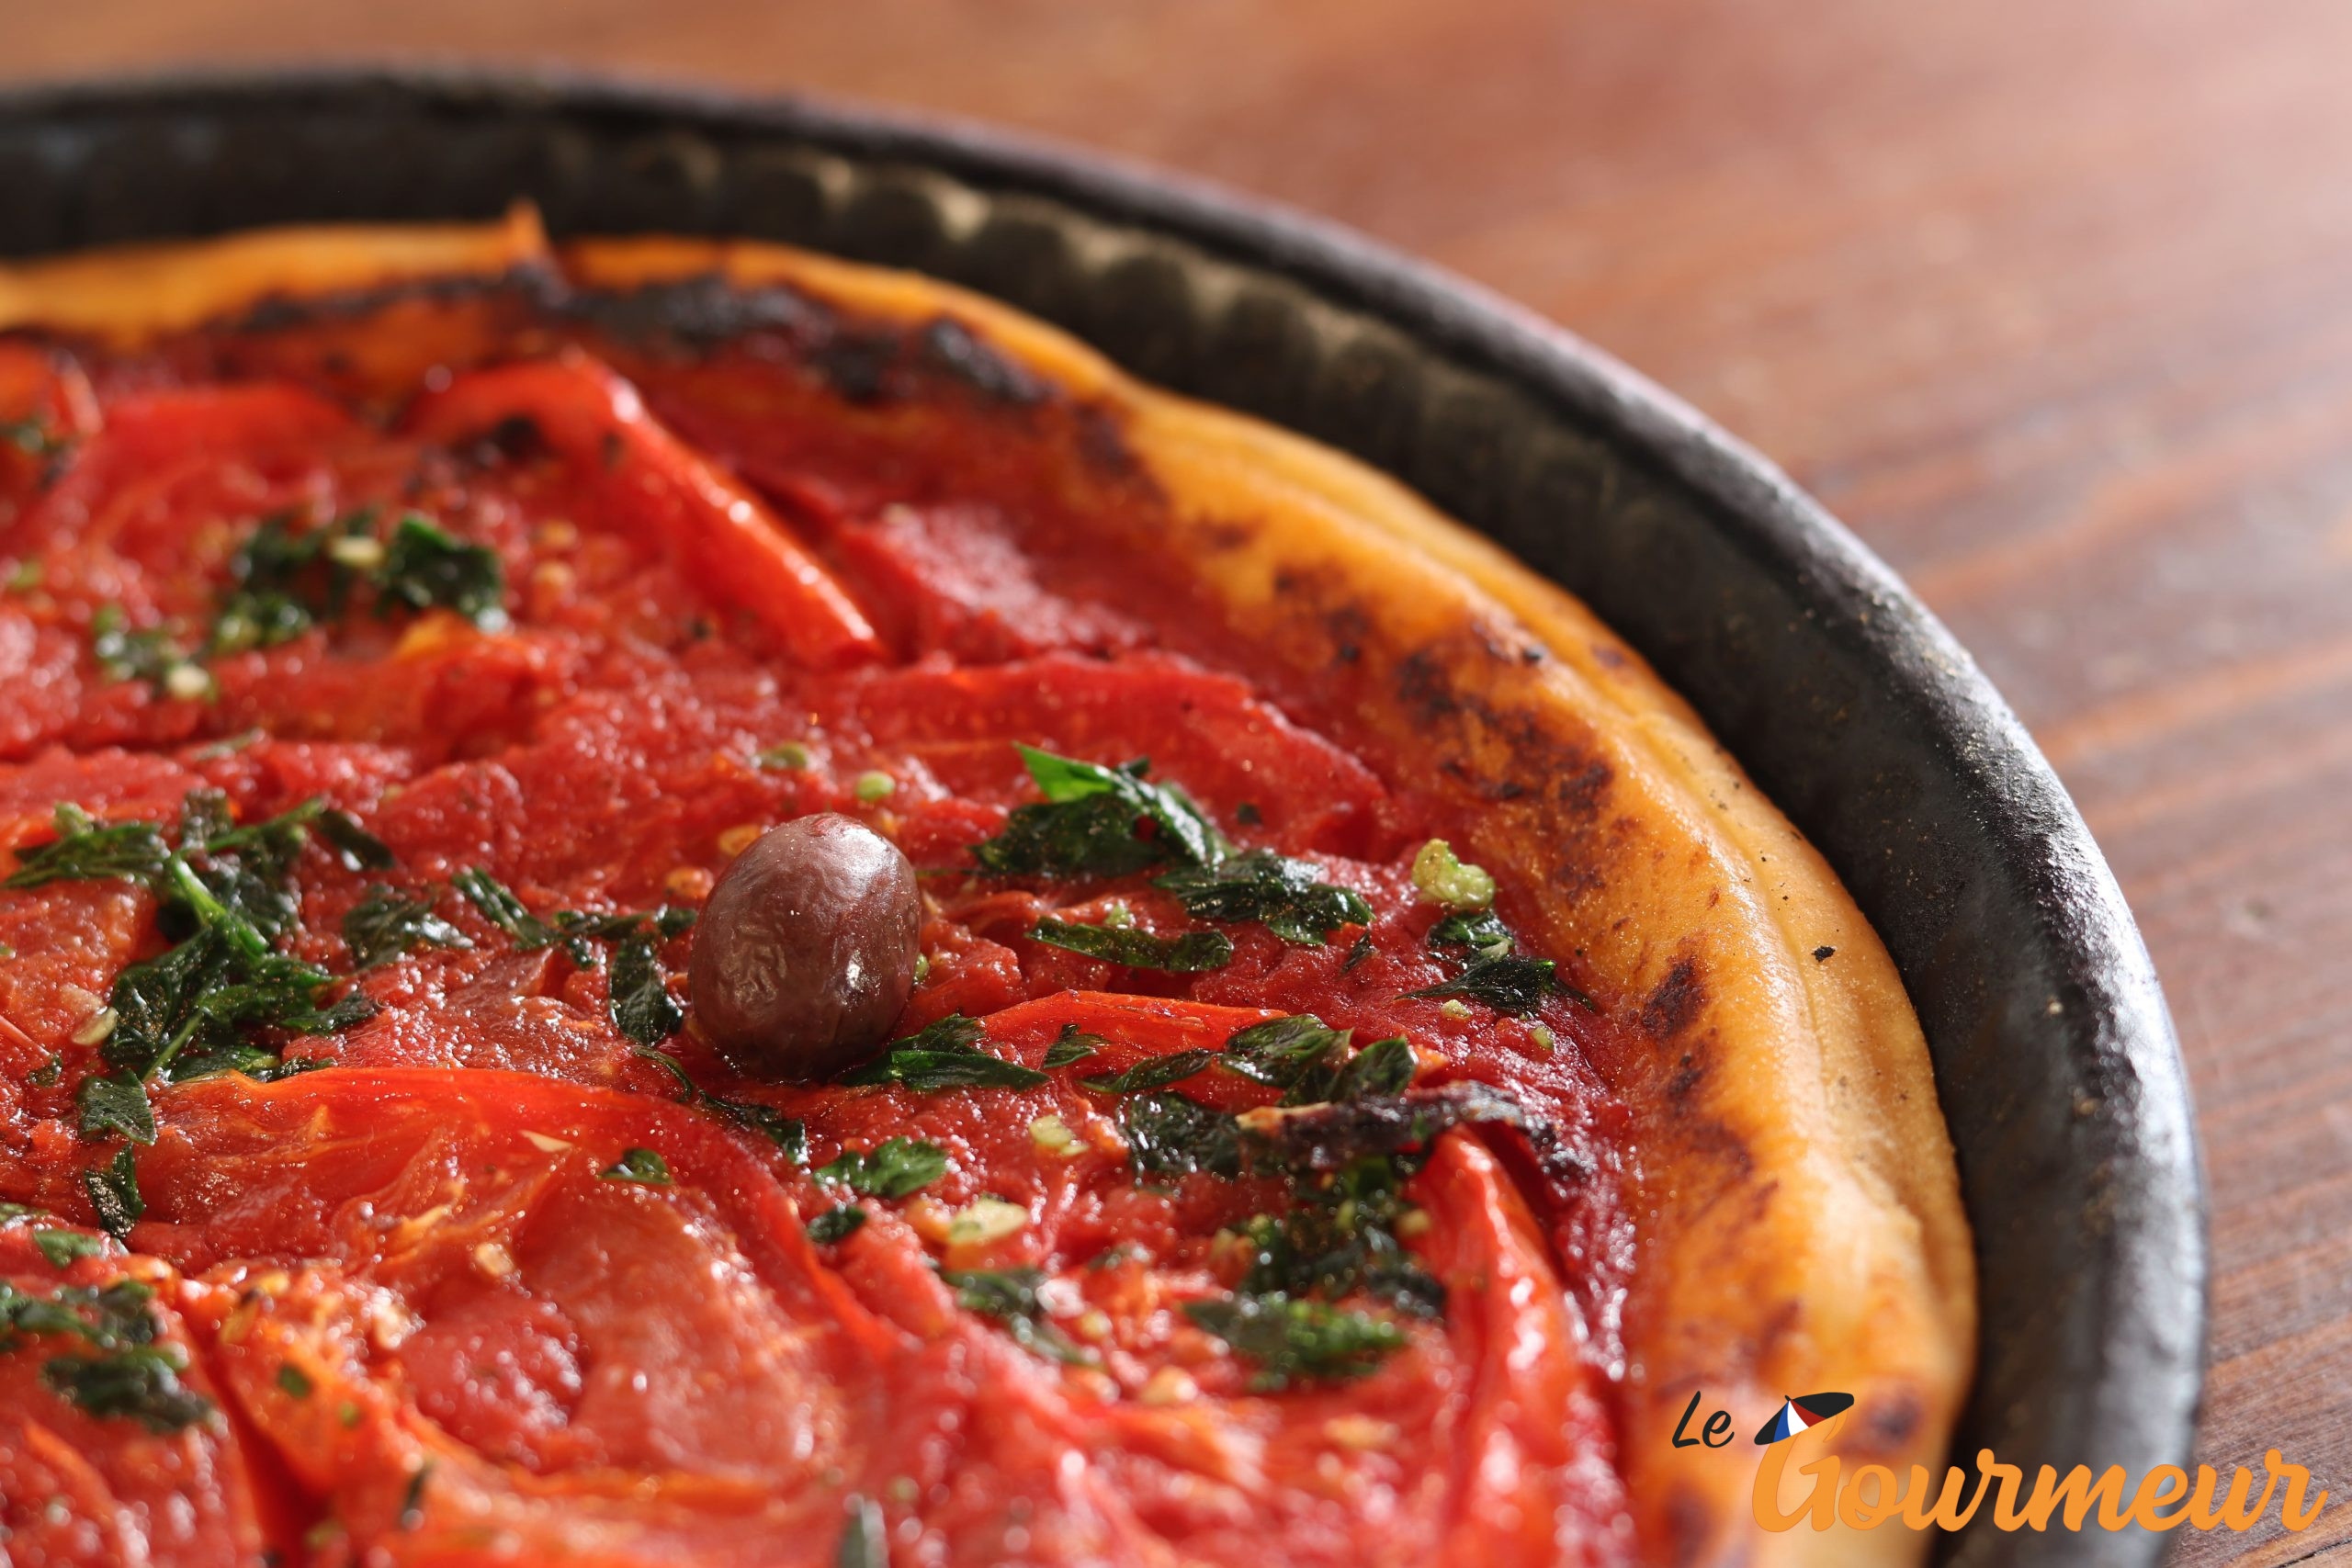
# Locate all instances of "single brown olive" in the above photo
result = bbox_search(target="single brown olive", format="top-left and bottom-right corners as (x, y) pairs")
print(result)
(689, 812), (922, 1081)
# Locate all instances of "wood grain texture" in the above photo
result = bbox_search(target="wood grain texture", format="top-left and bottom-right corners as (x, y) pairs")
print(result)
(9, 3), (2351, 1561)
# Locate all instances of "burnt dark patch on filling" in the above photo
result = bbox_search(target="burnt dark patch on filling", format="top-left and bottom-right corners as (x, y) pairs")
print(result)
(1641, 954), (1704, 1041)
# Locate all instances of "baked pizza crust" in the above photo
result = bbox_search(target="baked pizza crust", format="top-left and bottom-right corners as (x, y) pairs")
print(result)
(0, 216), (1975, 1567)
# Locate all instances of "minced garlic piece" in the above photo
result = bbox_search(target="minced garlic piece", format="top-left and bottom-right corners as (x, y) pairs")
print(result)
(944, 1197), (1027, 1247)
(1030, 1114), (1086, 1158)
(1410, 839), (1495, 910)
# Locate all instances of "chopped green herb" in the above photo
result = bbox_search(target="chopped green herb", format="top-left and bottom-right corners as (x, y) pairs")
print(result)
(397, 1461), (434, 1529)
(0, 1277), (215, 1432)
(1230, 1155), (1443, 1318)
(941, 1268), (1098, 1365)
(1029, 918), (1232, 973)
(1120, 1091), (1242, 1179)
(377, 515), (506, 629)
(344, 886), (471, 970)
(806, 1205), (868, 1245)
(1220, 1015), (1351, 1104)
(1040, 1024), (1103, 1070)
(1400, 952), (1556, 1015)
(276, 1363), (313, 1399)
(1408, 839), (1495, 911)
(971, 746), (1224, 878)
(27, 1054), (61, 1088)
(1332, 1036), (1417, 1100)
(452, 866), (562, 950)
(852, 771), (897, 803)
(599, 1148), (673, 1185)
(1182, 1292), (1407, 1390)
(837, 1495), (887, 1568)
(837, 1014), (1049, 1090)
(84, 1146), (141, 1242)
(0, 415), (70, 459)
(6, 804), (173, 890)
(1153, 851), (1373, 946)
(13, 793), (378, 1104)
(1341, 931), (1374, 972)
(703, 1092), (808, 1163)
(755, 741), (812, 771)
(31, 1230), (104, 1269)
(76, 1070), (156, 1145)
(42, 1343), (216, 1431)
(89, 605), (204, 694)
(313, 809), (395, 872)
(1427, 908), (1513, 955)
(607, 937), (684, 1046)
(816, 1137), (948, 1199)
(1080, 1049), (1216, 1096)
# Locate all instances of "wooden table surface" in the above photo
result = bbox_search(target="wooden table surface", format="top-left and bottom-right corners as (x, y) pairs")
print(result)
(11, 3), (2352, 1561)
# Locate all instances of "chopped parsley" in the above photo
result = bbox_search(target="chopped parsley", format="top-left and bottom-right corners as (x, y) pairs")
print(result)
(31, 1229), (104, 1269)
(1427, 908), (1513, 955)
(806, 1205), (868, 1245)
(941, 1267), (1098, 1365)
(1151, 851), (1372, 946)
(1401, 952), (1558, 1016)
(971, 747), (1224, 878)
(1220, 1014), (1352, 1104)
(344, 886), (471, 970)
(837, 1014), (1049, 1091)
(1029, 918), (1233, 973)
(1080, 1049), (1216, 1096)
(277, 1364), (313, 1399)
(0, 1277), (216, 1432)
(1039, 1024), (1103, 1069)
(1182, 1292), (1407, 1390)
(632, 1044), (808, 1164)
(375, 516), (505, 628)
(1334, 1035), (1416, 1099)
(84, 1147), (141, 1242)
(1229, 1155), (1444, 1318)
(599, 1148), (673, 1185)
(837, 1495), (887, 1568)
(8, 793), (380, 1132)
(815, 1137), (948, 1199)
(1120, 1091), (1242, 1179)
(607, 937), (684, 1046)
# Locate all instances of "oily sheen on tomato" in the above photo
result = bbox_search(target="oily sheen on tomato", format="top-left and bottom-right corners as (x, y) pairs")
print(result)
(0, 275), (1631, 1568)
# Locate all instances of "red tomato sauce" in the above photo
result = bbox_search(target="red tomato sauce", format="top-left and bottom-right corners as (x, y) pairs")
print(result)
(0, 276), (1632, 1566)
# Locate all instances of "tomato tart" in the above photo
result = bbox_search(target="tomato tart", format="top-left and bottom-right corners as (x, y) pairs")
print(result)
(0, 208), (1973, 1567)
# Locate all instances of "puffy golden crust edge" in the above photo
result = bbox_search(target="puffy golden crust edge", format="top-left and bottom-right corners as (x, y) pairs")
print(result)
(0, 221), (1975, 1566)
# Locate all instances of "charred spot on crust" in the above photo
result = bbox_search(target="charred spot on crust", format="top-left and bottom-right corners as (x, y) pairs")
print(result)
(1555, 757), (1612, 818)
(1072, 402), (1143, 480)
(228, 267), (560, 335)
(568, 273), (820, 350)
(1396, 648), (1462, 723)
(1666, 1053), (1704, 1102)
(1641, 954), (1705, 1041)
(918, 316), (1047, 406)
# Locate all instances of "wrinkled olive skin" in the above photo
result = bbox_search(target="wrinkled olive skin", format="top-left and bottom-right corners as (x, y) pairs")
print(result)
(689, 813), (923, 1081)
